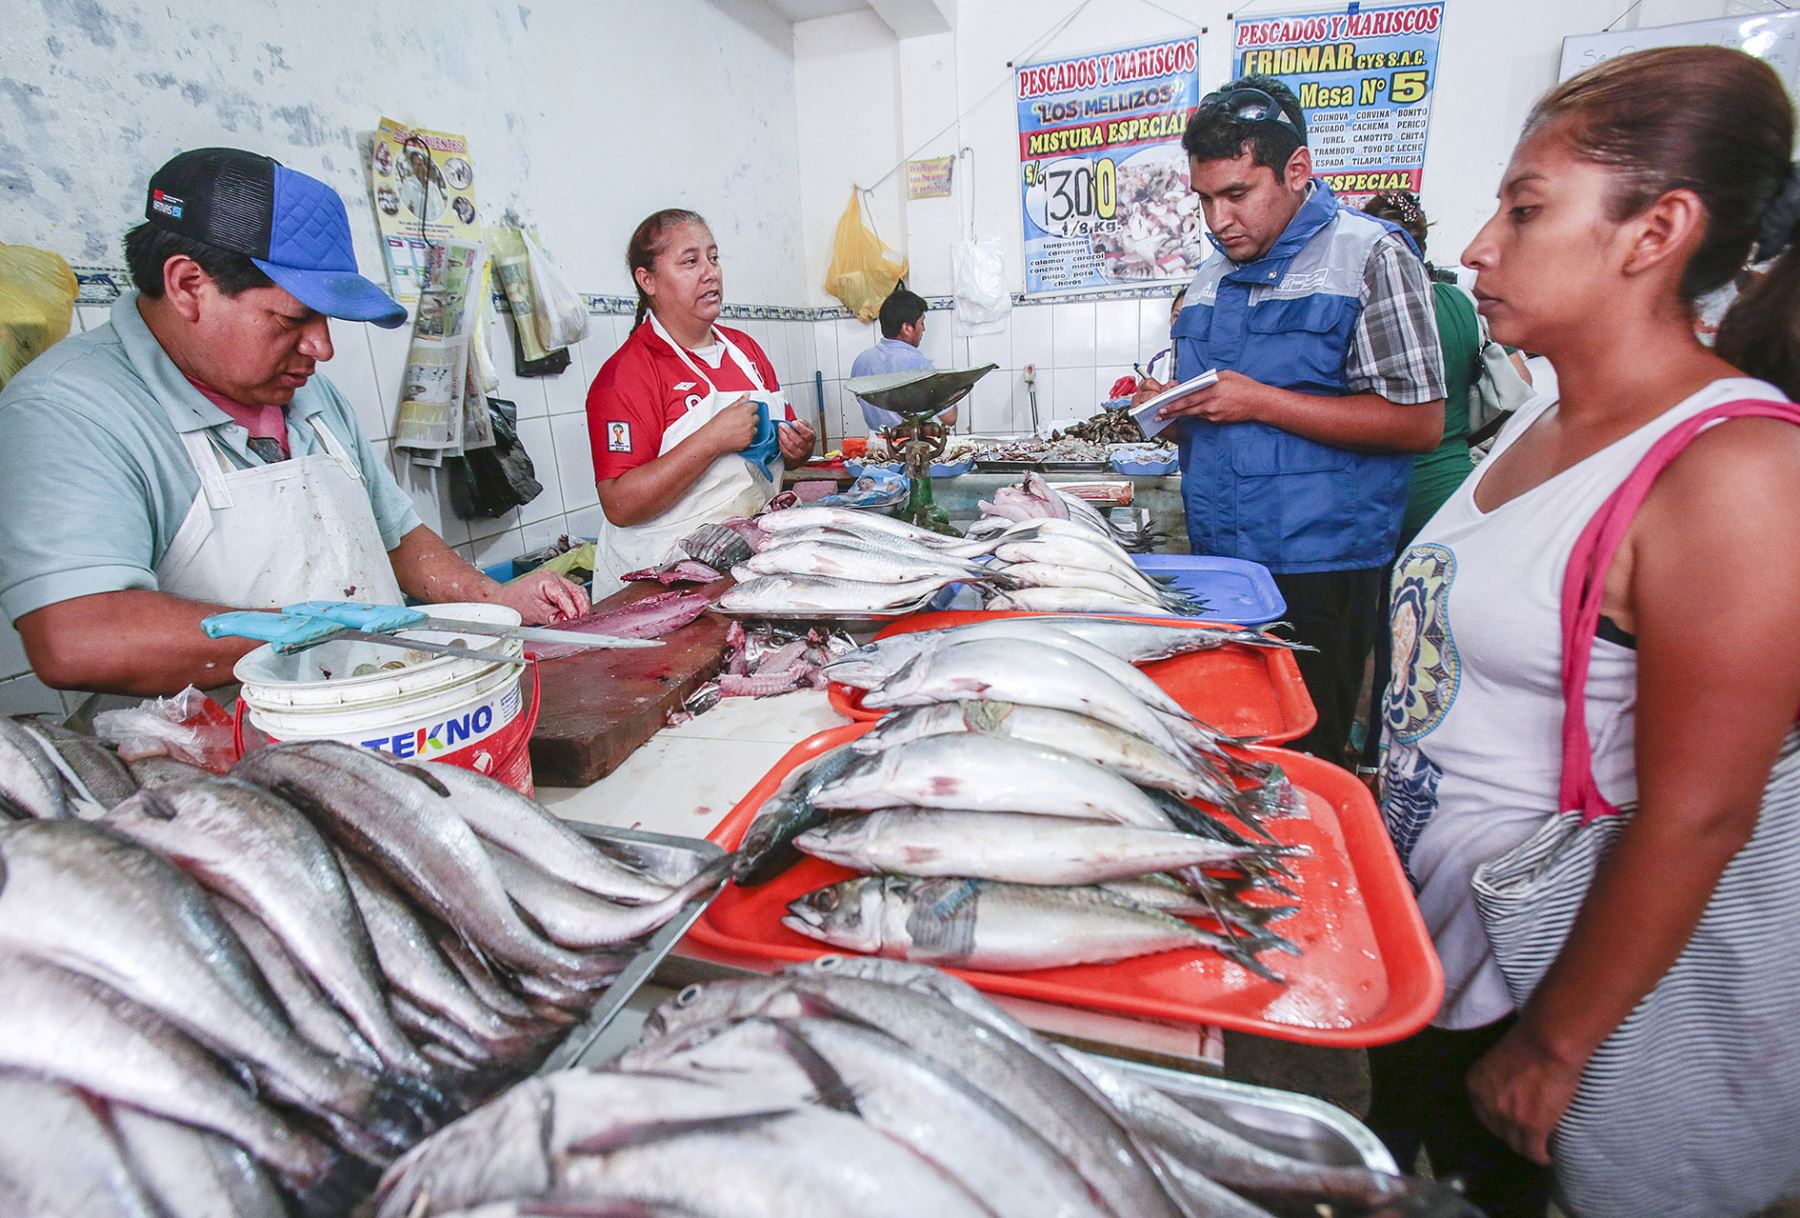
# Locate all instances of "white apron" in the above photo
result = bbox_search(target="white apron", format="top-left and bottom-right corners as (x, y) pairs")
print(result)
(596, 313), (784, 587)
(157, 416), (404, 607)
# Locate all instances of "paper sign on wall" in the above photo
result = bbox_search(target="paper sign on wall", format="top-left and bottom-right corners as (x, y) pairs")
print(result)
(369, 117), (481, 304)
(907, 157), (955, 200)
(1016, 35), (1205, 295)
(1232, 3), (1445, 206)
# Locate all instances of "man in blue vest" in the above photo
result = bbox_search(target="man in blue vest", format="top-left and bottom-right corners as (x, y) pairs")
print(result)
(1135, 76), (1445, 762)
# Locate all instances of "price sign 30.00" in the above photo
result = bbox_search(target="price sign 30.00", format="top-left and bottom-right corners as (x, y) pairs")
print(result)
(1026, 156), (1119, 237)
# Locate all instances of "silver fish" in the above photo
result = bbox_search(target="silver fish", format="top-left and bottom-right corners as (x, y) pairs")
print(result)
(785, 875), (1287, 978)
(556, 1104), (992, 1218)
(234, 742), (605, 982)
(16, 718), (139, 809)
(422, 763), (671, 906)
(110, 1106), (288, 1218)
(213, 896), (383, 1070)
(636, 975), (1181, 1218)
(993, 561), (1175, 608)
(0, 820), (424, 1153)
(1005, 615), (1313, 658)
(733, 745), (863, 887)
(0, 716), (73, 818)
(0, 954), (337, 1188)
(432, 931), (541, 1024)
(0, 1073), (163, 1218)
(374, 1072), (822, 1218)
(989, 586), (1185, 616)
(741, 538), (992, 584)
(128, 754), (213, 789)
(993, 532), (1165, 596)
(718, 572), (964, 615)
(815, 732), (1181, 829)
(1053, 1046), (1479, 1217)
(852, 701), (1238, 806)
(106, 777), (433, 1078)
(630, 1015), (1108, 1218)
(340, 852), (549, 1052)
(796, 810), (1285, 885)
(757, 506), (968, 549)
(487, 845), (728, 950)
(860, 637), (1200, 760)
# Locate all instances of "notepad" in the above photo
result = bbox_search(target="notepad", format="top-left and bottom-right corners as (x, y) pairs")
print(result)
(1130, 369), (1219, 439)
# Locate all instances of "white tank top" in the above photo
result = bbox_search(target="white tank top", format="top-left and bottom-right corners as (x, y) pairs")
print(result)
(1382, 376), (1786, 1029)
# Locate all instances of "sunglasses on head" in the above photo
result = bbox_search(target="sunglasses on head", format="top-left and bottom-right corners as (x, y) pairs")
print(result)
(1200, 86), (1302, 133)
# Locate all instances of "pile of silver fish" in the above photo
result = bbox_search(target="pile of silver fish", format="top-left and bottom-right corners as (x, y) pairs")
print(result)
(735, 617), (1311, 977)
(373, 956), (1477, 1218)
(719, 506), (1004, 616)
(717, 497), (1200, 618)
(0, 736), (725, 1216)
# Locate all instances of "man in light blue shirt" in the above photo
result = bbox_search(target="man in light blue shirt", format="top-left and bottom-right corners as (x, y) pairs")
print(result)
(848, 288), (957, 432)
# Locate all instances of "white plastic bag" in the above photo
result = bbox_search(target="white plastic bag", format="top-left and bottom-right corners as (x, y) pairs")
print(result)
(522, 228), (589, 350)
(952, 238), (1010, 336)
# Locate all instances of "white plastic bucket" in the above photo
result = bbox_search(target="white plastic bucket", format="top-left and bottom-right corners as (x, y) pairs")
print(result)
(232, 603), (539, 794)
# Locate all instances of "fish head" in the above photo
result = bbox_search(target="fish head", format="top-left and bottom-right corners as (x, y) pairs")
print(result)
(805, 752), (891, 812)
(781, 877), (886, 953)
(636, 976), (803, 1051)
(817, 655), (885, 690)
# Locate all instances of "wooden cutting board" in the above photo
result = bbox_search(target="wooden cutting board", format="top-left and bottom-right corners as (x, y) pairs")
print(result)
(528, 579), (731, 787)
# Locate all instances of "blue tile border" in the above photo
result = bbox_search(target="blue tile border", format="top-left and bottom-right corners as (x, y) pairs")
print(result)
(70, 267), (1185, 316)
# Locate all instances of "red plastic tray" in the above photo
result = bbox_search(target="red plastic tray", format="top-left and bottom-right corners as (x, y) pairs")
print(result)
(826, 611), (1317, 746)
(684, 723), (1443, 1047)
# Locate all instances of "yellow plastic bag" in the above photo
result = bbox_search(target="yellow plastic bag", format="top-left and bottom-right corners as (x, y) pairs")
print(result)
(823, 190), (908, 323)
(0, 244), (77, 391)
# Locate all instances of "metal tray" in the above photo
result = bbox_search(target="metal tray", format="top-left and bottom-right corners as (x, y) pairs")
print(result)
(1093, 1054), (1398, 1173)
(535, 823), (725, 1074)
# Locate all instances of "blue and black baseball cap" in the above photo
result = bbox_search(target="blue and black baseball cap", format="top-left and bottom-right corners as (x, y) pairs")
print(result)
(145, 147), (407, 328)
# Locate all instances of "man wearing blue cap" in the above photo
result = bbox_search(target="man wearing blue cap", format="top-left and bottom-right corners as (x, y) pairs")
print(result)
(0, 148), (587, 697)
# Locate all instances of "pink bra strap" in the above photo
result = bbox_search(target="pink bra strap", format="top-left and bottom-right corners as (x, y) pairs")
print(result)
(1560, 399), (1800, 823)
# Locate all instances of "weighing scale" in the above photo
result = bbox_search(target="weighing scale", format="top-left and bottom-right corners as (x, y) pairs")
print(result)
(845, 364), (996, 534)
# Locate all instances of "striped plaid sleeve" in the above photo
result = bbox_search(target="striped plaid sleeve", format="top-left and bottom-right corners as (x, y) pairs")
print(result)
(1346, 232), (1446, 405)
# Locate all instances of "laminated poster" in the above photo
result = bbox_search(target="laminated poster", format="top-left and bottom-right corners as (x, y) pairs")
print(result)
(370, 117), (481, 305)
(394, 240), (485, 456)
(1232, 3), (1445, 207)
(1016, 35), (1205, 295)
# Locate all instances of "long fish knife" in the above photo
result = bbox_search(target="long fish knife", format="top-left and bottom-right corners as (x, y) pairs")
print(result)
(202, 611), (526, 664)
(282, 600), (663, 650)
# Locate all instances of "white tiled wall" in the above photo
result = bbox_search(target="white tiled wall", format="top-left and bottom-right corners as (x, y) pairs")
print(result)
(805, 294), (1185, 442)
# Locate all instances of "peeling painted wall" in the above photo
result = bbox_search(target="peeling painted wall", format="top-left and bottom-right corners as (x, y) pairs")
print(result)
(2, 0), (808, 301)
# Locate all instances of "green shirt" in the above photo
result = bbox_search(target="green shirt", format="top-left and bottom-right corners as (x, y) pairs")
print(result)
(0, 292), (421, 622)
(1400, 280), (1481, 541)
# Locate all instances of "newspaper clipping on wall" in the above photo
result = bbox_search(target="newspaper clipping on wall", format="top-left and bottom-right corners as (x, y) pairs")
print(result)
(394, 240), (487, 459)
(369, 117), (481, 305)
(1016, 35), (1205, 295)
(1232, 3), (1445, 207)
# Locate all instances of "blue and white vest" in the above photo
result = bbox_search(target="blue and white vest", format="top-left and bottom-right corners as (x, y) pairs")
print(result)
(1173, 180), (1416, 573)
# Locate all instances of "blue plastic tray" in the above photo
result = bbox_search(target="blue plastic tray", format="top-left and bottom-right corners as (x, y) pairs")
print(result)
(1111, 455), (1179, 476)
(1132, 554), (1286, 626)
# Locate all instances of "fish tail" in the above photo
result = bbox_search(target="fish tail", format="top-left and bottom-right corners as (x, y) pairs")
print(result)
(1218, 937), (1289, 985)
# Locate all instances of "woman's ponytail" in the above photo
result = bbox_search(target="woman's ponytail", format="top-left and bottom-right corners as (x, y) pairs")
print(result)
(1716, 167), (1800, 400)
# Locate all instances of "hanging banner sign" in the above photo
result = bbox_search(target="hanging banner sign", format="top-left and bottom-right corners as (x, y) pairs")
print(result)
(1016, 35), (1205, 295)
(1232, 3), (1444, 206)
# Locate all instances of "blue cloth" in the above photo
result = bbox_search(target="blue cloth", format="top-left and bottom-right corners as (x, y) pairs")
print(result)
(0, 293), (422, 622)
(1173, 181), (1417, 574)
(849, 337), (936, 431)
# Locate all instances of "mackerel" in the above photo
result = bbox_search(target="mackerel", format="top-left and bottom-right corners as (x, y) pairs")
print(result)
(795, 810), (1288, 885)
(785, 876), (1288, 979)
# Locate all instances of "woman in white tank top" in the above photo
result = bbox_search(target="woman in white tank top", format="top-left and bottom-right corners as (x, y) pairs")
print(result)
(1367, 47), (1800, 1217)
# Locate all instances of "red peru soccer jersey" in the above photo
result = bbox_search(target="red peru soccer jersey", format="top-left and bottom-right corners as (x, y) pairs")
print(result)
(585, 320), (785, 482)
